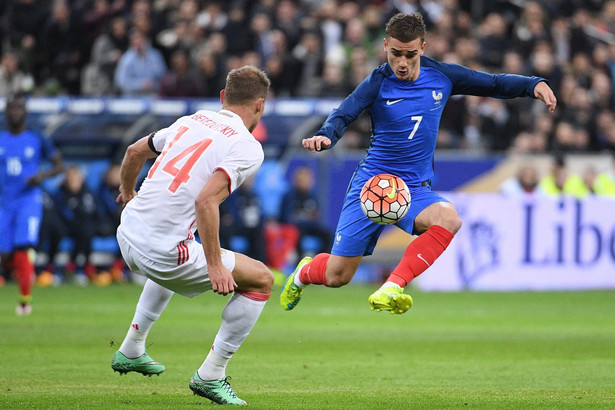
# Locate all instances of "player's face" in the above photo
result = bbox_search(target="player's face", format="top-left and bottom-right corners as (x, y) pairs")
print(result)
(384, 36), (425, 81)
(5, 100), (26, 130)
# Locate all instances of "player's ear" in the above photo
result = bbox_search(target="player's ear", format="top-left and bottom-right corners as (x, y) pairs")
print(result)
(255, 97), (265, 115)
(383, 37), (388, 51)
(219, 89), (225, 104)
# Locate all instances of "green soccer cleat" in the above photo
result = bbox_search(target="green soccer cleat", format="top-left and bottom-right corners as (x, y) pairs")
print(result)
(368, 285), (413, 314)
(111, 351), (165, 376)
(280, 256), (312, 311)
(189, 372), (246, 405)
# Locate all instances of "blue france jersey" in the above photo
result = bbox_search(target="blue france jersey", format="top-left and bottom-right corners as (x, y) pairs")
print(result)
(316, 56), (546, 185)
(0, 129), (57, 199)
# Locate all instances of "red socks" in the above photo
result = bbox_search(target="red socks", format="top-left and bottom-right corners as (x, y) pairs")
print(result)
(13, 250), (34, 301)
(298, 253), (330, 286)
(388, 225), (454, 287)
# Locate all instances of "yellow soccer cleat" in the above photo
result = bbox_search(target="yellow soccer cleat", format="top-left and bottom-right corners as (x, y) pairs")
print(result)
(280, 257), (312, 311)
(368, 285), (413, 314)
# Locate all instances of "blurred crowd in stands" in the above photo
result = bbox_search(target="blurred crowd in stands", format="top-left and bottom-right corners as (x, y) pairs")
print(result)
(1, 0), (615, 153)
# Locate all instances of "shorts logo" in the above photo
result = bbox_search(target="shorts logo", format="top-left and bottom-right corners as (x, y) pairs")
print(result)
(386, 99), (403, 105)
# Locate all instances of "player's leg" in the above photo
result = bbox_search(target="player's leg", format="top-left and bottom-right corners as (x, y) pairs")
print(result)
(190, 253), (272, 405)
(13, 197), (43, 315)
(280, 249), (367, 311)
(387, 201), (460, 286)
(112, 278), (173, 375)
(281, 196), (381, 310)
(369, 190), (460, 314)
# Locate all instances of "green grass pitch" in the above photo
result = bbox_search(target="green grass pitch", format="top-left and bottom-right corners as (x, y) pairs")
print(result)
(1, 282), (614, 409)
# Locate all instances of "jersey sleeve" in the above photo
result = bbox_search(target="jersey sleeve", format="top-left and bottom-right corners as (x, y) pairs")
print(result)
(215, 139), (264, 194)
(150, 125), (172, 153)
(315, 65), (388, 149)
(421, 56), (547, 99)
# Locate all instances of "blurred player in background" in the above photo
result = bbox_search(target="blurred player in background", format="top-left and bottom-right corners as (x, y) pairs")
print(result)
(0, 93), (64, 315)
(112, 65), (272, 405)
(281, 12), (557, 314)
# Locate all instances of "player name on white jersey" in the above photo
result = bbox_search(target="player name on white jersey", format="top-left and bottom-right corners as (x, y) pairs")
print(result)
(190, 112), (238, 138)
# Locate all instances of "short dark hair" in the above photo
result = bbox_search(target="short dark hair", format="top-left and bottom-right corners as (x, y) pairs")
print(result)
(385, 13), (426, 43)
(223, 65), (271, 105)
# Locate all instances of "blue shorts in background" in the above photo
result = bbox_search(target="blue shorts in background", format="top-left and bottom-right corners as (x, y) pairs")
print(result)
(0, 192), (43, 252)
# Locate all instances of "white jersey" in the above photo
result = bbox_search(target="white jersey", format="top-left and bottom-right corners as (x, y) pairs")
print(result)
(118, 109), (264, 265)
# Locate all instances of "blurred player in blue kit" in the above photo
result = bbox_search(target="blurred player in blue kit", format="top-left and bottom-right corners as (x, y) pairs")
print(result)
(0, 94), (64, 315)
(281, 13), (557, 314)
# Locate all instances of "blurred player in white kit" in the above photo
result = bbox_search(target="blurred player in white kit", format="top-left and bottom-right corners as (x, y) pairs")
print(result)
(111, 65), (272, 406)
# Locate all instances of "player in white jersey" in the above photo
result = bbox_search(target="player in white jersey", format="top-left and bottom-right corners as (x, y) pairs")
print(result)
(111, 66), (272, 406)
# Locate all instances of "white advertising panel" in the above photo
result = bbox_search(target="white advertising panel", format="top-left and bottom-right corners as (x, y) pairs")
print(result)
(415, 194), (615, 291)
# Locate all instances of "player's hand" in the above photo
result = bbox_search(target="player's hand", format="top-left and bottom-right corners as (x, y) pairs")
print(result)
(26, 174), (43, 186)
(302, 135), (331, 152)
(534, 81), (557, 113)
(208, 264), (237, 296)
(116, 189), (137, 208)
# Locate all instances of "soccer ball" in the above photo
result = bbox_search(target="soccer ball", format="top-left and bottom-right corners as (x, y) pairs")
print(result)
(360, 174), (410, 225)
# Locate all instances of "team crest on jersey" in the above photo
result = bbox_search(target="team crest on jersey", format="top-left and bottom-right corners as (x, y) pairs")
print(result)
(24, 146), (35, 158)
(432, 90), (443, 104)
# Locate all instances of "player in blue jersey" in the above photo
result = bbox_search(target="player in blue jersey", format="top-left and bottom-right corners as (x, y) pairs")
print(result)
(281, 12), (557, 314)
(0, 94), (64, 315)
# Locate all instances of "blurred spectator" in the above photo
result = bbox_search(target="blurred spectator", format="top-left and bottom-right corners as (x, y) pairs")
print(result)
(158, 49), (204, 97)
(96, 163), (126, 281)
(3, 0), (49, 83)
(580, 161), (615, 196)
(0, 51), (34, 95)
(97, 163), (121, 238)
(251, 12), (276, 64)
(82, 16), (128, 95)
(264, 29), (301, 97)
(38, 190), (67, 279)
(596, 109), (615, 151)
(279, 166), (333, 259)
(317, 61), (353, 97)
(539, 155), (587, 198)
(222, 6), (254, 56)
(293, 31), (324, 97)
(42, 1), (86, 95)
(114, 29), (167, 95)
(53, 166), (98, 280)
(82, 0), (126, 50)
(219, 176), (266, 262)
(512, 1), (549, 57)
(195, 49), (225, 97)
(551, 121), (590, 152)
(500, 163), (543, 196)
(477, 13), (510, 70)
(274, 0), (303, 51)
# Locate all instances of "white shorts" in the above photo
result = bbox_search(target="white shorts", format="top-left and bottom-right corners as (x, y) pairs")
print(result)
(117, 232), (236, 297)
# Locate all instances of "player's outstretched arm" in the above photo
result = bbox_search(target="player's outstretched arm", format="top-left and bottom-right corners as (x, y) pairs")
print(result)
(534, 81), (557, 113)
(302, 135), (332, 152)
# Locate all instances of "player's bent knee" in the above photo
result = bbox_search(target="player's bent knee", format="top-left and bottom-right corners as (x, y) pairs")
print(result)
(444, 216), (462, 235)
(252, 261), (274, 292)
(325, 270), (354, 287)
